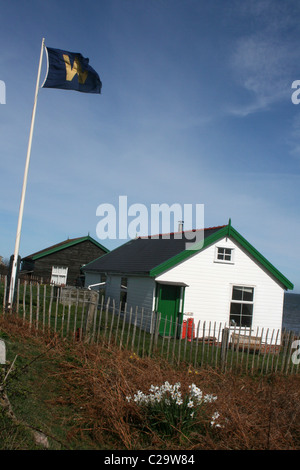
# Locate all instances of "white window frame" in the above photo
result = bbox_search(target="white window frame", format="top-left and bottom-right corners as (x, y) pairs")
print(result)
(229, 285), (255, 329)
(51, 266), (68, 286)
(215, 246), (234, 264)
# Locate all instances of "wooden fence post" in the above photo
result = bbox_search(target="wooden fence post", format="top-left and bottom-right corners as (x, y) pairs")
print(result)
(96, 295), (104, 343)
(83, 290), (99, 343)
(220, 327), (229, 371)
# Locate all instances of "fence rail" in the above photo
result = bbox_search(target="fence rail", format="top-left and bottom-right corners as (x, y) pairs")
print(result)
(0, 276), (299, 375)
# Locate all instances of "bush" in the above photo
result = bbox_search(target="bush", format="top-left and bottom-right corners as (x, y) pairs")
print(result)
(126, 381), (219, 437)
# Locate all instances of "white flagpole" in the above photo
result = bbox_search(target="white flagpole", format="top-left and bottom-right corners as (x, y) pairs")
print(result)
(7, 38), (45, 308)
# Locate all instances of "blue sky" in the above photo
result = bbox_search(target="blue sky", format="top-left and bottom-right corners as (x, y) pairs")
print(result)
(0, 0), (300, 292)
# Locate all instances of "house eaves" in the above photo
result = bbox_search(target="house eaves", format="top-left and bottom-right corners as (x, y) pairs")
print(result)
(23, 236), (109, 261)
(150, 222), (294, 291)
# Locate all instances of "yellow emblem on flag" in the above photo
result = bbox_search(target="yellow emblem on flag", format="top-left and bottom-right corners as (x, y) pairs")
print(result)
(63, 54), (88, 84)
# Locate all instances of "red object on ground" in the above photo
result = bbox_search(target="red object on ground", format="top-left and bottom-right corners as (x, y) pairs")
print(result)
(187, 318), (195, 342)
(182, 320), (187, 339)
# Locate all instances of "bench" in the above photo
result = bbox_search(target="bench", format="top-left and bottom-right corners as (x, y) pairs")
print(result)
(231, 333), (262, 348)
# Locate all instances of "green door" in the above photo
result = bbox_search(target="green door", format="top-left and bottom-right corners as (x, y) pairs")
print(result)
(157, 284), (182, 336)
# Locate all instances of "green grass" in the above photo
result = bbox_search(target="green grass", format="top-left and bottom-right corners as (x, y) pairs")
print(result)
(0, 319), (93, 449)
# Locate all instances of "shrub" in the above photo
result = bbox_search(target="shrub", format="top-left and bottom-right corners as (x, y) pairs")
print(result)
(126, 381), (220, 437)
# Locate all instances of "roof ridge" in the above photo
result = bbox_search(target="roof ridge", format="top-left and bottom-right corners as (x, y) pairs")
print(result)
(24, 236), (87, 258)
(138, 225), (227, 239)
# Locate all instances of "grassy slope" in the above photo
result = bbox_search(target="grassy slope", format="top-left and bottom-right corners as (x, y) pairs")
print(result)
(0, 314), (300, 451)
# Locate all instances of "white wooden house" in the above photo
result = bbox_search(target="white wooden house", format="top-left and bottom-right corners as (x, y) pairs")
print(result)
(82, 222), (293, 343)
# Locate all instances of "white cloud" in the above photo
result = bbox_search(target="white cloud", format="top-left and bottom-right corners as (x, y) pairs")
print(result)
(228, 34), (294, 116)
(227, 1), (300, 117)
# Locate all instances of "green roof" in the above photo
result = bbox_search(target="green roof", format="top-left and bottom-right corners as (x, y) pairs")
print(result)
(150, 222), (294, 291)
(23, 235), (109, 261)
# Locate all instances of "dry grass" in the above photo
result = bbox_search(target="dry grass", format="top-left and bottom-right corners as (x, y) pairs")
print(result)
(1, 314), (300, 450)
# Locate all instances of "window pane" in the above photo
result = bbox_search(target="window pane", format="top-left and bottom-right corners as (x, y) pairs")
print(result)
(232, 286), (243, 300)
(241, 314), (252, 328)
(242, 303), (253, 316)
(217, 247), (233, 261)
(243, 287), (254, 302)
(232, 286), (253, 301)
(229, 314), (241, 326)
(230, 302), (242, 315)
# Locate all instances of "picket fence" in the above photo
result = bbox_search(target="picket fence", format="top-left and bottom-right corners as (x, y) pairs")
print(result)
(0, 276), (299, 375)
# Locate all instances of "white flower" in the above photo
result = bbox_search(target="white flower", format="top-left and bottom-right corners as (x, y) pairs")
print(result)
(188, 384), (203, 404)
(204, 394), (218, 403)
(128, 382), (219, 428)
(162, 381), (171, 392)
(211, 411), (222, 428)
(133, 390), (149, 404)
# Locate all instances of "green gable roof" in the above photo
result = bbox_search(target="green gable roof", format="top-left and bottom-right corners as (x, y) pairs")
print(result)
(150, 223), (294, 291)
(23, 235), (109, 261)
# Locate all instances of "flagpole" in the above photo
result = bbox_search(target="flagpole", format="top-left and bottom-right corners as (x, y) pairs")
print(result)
(7, 38), (45, 308)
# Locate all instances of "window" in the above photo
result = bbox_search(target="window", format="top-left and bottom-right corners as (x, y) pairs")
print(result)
(216, 247), (233, 262)
(229, 286), (254, 328)
(120, 277), (127, 311)
(51, 266), (68, 286)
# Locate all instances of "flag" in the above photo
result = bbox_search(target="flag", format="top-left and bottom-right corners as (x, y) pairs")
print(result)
(42, 47), (102, 94)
